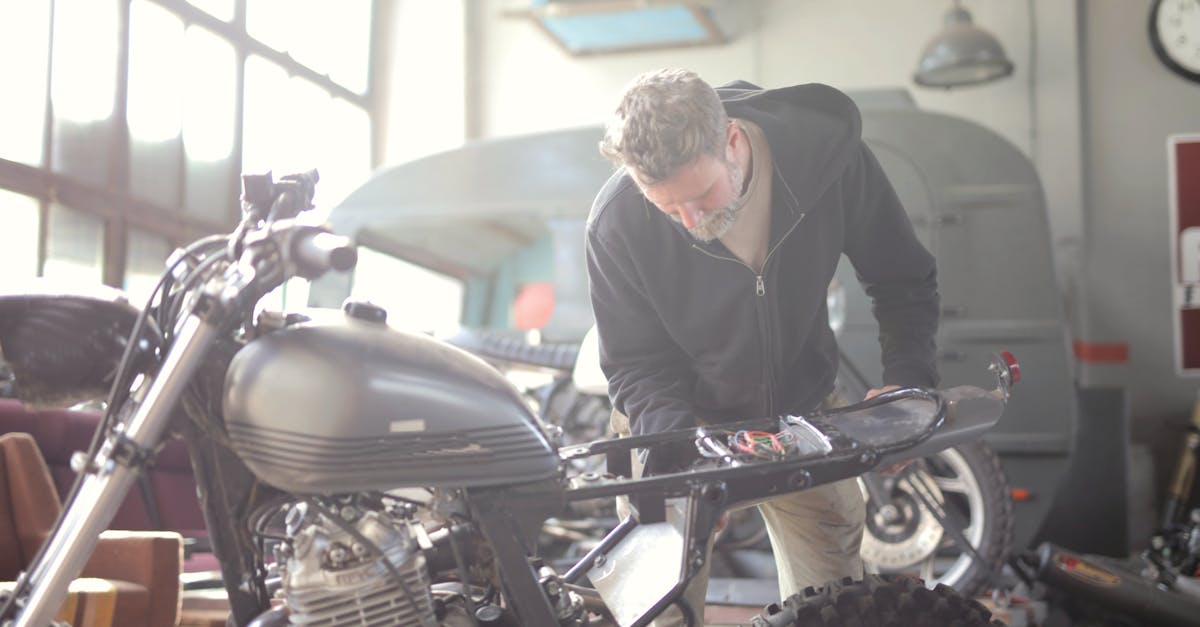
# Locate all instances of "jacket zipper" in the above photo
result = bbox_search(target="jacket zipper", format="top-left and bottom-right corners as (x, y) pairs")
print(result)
(690, 213), (807, 417)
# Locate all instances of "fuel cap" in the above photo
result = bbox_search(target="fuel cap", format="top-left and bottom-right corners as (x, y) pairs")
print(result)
(342, 300), (387, 324)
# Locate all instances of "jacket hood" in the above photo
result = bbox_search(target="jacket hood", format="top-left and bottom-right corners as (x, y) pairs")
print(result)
(718, 81), (862, 211)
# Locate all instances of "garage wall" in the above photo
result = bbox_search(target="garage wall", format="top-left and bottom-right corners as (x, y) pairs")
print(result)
(1080, 1), (1200, 448)
(473, 0), (1084, 294)
(472, 1), (759, 138)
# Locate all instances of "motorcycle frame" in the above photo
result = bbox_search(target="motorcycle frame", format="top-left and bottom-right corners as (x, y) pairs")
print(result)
(175, 384), (960, 626)
(1, 303), (1005, 627)
(467, 389), (949, 627)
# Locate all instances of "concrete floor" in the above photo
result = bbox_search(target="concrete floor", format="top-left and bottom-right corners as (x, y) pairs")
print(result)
(181, 582), (1047, 626)
(702, 596), (1044, 626)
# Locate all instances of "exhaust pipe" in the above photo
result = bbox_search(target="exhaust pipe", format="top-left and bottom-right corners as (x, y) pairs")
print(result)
(1032, 542), (1200, 627)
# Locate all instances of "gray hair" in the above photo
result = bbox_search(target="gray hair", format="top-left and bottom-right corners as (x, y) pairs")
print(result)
(599, 68), (728, 184)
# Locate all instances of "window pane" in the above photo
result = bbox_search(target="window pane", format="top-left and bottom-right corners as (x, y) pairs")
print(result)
(0, 190), (42, 279)
(385, 0), (464, 164)
(245, 0), (289, 54)
(293, 0), (371, 94)
(50, 0), (118, 124)
(259, 277), (311, 312)
(0, 2), (51, 165)
(242, 56), (329, 177)
(312, 98), (371, 220)
(242, 56), (292, 175)
(44, 205), (103, 286)
(186, 0), (234, 22)
(124, 228), (171, 306)
(350, 247), (463, 334)
(183, 25), (238, 220)
(128, 0), (183, 143)
(183, 25), (236, 162)
(244, 56), (372, 221)
(247, 0), (371, 93)
(50, 0), (118, 184)
(128, 0), (184, 207)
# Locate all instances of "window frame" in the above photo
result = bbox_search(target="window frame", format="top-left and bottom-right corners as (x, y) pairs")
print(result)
(0, 0), (379, 289)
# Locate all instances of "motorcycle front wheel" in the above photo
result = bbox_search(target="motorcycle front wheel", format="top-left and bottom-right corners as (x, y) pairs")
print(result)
(859, 441), (1014, 596)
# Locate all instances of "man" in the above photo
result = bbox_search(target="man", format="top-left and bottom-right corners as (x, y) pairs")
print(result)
(585, 69), (939, 624)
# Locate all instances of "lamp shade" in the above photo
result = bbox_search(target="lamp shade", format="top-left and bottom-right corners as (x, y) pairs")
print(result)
(914, 5), (1014, 88)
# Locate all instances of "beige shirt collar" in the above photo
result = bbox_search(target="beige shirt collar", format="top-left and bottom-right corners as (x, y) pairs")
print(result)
(719, 118), (774, 272)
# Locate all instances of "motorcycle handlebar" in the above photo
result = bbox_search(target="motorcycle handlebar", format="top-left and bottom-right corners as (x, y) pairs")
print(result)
(293, 231), (357, 274)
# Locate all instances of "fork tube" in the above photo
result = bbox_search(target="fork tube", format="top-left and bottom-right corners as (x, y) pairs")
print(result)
(16, 315), (219, 627)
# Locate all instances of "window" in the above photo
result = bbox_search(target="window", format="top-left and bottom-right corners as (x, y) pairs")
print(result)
(183, 24), (238, 217)
(0, 1), (378, 295)
(242, 56), (372, 219)
(128, 0), (185, 206)
(128, 1), (184, 145)
(49, 0), (119, 185)
(183, 26), (237, 163)
(186, 0), (234, 22)
(242, 57), (327, 178)
(0, 2), (51, 166)
(44, 205), (104, 287)
(350, 247), (464, 335)
(258, 278), (312, 313)
(50, 0), (118, 125)
(124, 229), (172, 306)
(247, 0), (371, 93)
(0, 190), (42, 279)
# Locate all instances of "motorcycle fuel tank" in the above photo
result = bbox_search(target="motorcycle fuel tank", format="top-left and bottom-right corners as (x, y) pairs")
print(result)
(223, 307), (559, 494)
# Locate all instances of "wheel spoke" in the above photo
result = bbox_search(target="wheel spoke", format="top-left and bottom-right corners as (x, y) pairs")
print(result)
(920, 555), (935, 582)
(932, 476), (969, 494)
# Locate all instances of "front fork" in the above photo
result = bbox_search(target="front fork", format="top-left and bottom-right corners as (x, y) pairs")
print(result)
(11, 314), (220, 627)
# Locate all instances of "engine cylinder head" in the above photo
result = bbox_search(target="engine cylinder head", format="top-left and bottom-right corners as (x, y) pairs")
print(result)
(281, 506), (436, 626)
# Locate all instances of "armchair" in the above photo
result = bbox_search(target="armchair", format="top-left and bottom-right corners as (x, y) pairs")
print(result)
(0, 432), (182, 627)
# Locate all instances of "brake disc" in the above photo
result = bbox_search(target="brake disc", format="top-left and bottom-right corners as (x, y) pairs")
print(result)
(858, 470), (945, 569)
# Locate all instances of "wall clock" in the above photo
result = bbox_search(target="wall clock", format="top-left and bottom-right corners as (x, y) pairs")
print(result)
(1151, 0), (1200, 83)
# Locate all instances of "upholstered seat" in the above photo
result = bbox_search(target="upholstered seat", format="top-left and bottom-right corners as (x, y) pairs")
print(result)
(0, 399), (213, 572)
(0, 432), (183, 627)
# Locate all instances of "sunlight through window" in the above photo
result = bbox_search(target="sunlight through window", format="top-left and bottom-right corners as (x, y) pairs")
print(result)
(243, 56), (371, 219)
(124, 228), (172, 306)
(247, 0), (371, 93)
(0, 2), (51, 165)
(183, 25), (237, 162)
(186, 0), (234, 22)
(314, 99), (372, 218)
(351, 247), (464, 335)
(44, 205), (103, 287)
(128, 1), (184, 143)
(0, 190), (41, 279)
(50, 0), (118, 124)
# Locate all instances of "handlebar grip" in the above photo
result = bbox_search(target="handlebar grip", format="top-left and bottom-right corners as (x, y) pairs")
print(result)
(293, 231), (357, 275)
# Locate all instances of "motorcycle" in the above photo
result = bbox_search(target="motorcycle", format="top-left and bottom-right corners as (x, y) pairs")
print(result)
(0, 171), (1016, 627)
(1011, 407), (1200, 627)
(448, 320), (1013, 597)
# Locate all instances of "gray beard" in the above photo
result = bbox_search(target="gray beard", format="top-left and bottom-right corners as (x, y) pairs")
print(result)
(686, 162), (746, 242)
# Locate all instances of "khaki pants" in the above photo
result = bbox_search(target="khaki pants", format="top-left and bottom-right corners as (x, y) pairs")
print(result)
(611, 397), (865, 626)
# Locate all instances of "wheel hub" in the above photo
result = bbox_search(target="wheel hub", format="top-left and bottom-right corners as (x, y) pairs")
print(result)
(859, 472), (945, 569)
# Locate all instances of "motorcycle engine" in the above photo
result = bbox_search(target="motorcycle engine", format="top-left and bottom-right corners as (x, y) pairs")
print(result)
(275, 501), (438, 627)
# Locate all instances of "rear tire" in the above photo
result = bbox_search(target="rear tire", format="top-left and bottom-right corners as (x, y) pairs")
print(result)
(860, 441), (1014, 596)
(750, 575), (1005, 627)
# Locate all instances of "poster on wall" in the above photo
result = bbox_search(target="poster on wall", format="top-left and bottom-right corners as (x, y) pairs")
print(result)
(1171, 134), (1200, 375)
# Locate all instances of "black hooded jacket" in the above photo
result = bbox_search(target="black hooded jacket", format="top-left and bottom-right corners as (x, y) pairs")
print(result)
(585, 81), (939, 444)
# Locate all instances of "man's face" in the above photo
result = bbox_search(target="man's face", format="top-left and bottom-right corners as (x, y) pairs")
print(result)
(639, 155), (745, 242)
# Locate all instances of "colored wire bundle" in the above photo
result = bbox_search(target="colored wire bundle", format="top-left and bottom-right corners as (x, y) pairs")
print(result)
(731, 430), (795, 460)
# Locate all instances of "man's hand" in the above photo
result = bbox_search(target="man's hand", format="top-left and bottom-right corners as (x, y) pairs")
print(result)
(865, 385), (909, 474)
(864, 384), (901, 400)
